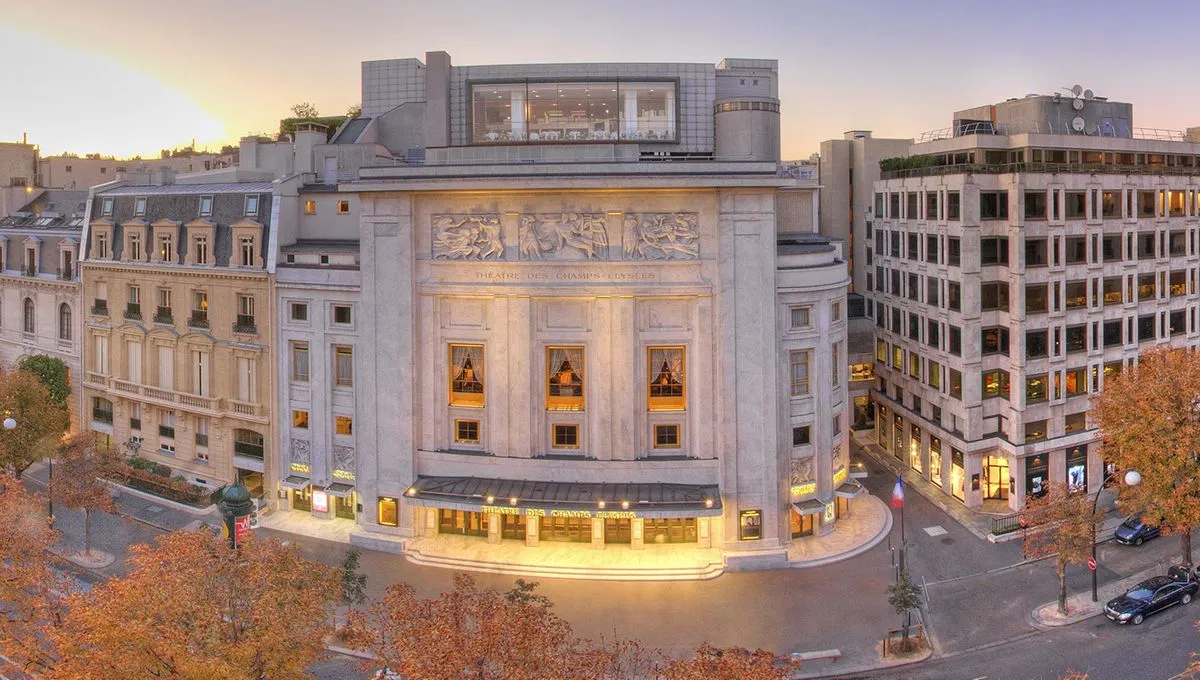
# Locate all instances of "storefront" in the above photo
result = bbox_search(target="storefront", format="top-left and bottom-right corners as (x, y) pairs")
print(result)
(983, 455), (1009, 501)
(1066, 445), (1088, 492)
(1024, 454), (1049, 499)
(280, 476), (357, 520)
(929, 437), (942, 487)
(404, 475), (721, 549)
(909, 424), (923, 473)
(950, 448), (965, 501)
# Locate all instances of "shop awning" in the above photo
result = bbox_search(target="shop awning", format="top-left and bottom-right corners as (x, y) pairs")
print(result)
(325, 483), (355, 498)
(404, 475), (722, 518)
(281, 475), (310, 490)
(835, 480), (866, 498)
(791, 499), (825, 516)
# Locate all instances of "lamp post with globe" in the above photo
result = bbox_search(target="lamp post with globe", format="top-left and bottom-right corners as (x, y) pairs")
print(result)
(1092, 468), (1141, 602)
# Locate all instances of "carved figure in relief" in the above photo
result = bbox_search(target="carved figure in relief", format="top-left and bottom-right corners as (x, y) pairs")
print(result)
(291, 438), (311, 467)
(333, 445), (355, 473)
(518, 213), (608, 260)
(623, 212), (699, 260)
(432, 214), (504, 260)
(789, 456), (815, 486)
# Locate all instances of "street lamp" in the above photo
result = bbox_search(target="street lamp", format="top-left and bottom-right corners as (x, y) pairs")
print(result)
(1092, 468), (1141, 602)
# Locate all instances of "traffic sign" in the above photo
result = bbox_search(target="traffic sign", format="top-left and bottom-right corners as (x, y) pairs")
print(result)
(1087, 556), (1097, 571)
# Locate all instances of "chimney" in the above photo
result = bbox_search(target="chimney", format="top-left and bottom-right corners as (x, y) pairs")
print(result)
(293, 123), (327, 175)
(239, 136), (261, 170)
(423, 51), (452, 148)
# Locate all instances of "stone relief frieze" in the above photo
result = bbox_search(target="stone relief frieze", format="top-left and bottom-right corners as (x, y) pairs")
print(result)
(789, 456), (815, 486)
(290, 438), (311, 468)
(333, 445), (356, 474)
(431, 214), (504, 260)
(622, 212), (699, 260)
(518, 213), (608, 260)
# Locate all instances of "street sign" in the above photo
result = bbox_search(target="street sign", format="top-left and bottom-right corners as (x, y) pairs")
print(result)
(1088, 556), (1097, 571)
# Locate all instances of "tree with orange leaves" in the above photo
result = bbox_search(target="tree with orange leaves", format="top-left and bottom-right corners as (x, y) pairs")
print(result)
(52, 530), (340, 679)
(1019, 481), (1100, 615)
(49, 432), (118, 558)
(659, 643), (803, 680)
(1093, 347), (1200, 567)
(0, 367), (70, 475)
(0, 473), (72, 677)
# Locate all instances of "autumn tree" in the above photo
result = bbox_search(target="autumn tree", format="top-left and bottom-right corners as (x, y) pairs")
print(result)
(659, 644), (803, 680)
(50, 433), (118, 558)
(0, 366), (71, 474)
(53, 530), (340, 679)
(1020, 482), (1100, 615)
(1093, 347), (1200, 567)
(0, 473), (71, 676)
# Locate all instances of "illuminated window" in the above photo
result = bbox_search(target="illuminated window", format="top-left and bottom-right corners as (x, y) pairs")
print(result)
(335, 416), (353, 436)
(546, 346), (584, 410)
(292, 410), (309, 429)
(334, 346), (353, 387)
(553, 424), (579, 448)
(851, 363), (875, 382)
(654, 424), (680, 448)
(378, 497), (399, 527)
(647, 346), (685, 410)
(304, 200), (316, 215)
(789, 350), (810, 397)
(337, 200), (350, 214)
(158, 233), (173, 262)
(449, 344), (484, 406)
(455, 419), (479, 444)
(193, 236), (208, 264)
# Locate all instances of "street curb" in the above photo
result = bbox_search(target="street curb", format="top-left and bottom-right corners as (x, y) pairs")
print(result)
(1030, 562), (1170, 627)
(101, 479), (219, 517)
(324, 643), (375, 661)
(793, 644), (933, 679)
(788, 495), (893, 569)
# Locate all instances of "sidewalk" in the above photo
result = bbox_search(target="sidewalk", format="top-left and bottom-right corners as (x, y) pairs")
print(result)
(787, 494), (892, 568)
(1032, 557), (1177, 626)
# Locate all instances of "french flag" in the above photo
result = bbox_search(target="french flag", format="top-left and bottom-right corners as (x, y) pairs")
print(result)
(891, 475), (905, 509)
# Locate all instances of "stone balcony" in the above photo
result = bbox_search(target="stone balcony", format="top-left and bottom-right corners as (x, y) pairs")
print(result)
(85, 374), (267, 424)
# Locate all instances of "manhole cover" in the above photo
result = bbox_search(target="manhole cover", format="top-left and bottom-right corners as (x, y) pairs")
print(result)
(923, 525), (948, 537)
(940, 537), (956, 545)
(145, 506), (165, 514)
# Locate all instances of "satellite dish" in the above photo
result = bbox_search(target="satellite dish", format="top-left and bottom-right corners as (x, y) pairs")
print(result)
(1072, 98), (1085, 111)
(1072, 84), (1083, 96)
(1052, 92), (1062, 104)
(1072, 116), (1086, 132)
(1083, 89), (1094, 100)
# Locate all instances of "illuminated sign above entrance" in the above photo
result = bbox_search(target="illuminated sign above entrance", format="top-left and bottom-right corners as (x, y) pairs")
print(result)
(480, 505), (638, 519)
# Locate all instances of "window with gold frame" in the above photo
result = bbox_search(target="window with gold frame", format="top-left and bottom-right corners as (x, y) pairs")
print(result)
(377, 497), (399, 527)
(546, 346), (584, 410)
(653, 424), (681, 448)
(449, 344), (485, 407)
(647, 346), (685, 411)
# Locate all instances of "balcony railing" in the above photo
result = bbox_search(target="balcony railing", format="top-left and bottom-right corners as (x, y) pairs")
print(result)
(227, 400), (260, 417)
(188, 311), (209, 329)
(153, 307), (173, 324)
(56, 265), (76, 281)
(232, 314), (257, 334)
(92, 408), (113, 424)
(158, 425), (175, 439)
(233, 442), (264, 459)
(90, 299), (108, 316)
(23, 265), (36, 277)
(124, 303), (142, 321)
(88, 376), (263, 421)
(85, 372), (107, 386)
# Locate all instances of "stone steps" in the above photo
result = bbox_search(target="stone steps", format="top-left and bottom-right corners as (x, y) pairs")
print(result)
(402, 545), (726, 582)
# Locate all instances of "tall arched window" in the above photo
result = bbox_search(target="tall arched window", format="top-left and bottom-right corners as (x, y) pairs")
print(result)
(58, 303), (71, 341)
(23, 298), (34, 334)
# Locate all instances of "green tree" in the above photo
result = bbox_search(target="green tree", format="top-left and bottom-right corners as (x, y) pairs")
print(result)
(340, 548), (368, 606)
(887, 568), (922, 651)
(291, 102), (320, 119)
(18, 355), (70, 406)
(346, 103), (362, 118)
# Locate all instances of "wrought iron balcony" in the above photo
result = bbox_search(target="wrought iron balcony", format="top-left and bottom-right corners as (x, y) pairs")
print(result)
(90, 299), (109, 316)
(188, 311), (209, 329)
(232, 314), (257, 334)
(124, 303), (142, 321)
(92, 408), (113, 424)
(153, 307), (173, 325)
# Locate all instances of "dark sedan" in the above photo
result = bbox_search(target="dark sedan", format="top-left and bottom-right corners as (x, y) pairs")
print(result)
(1113, 515), (1161, 546)
(1104, 575), (1197, 625)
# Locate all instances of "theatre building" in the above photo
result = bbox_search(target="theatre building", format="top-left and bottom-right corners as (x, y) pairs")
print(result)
(330, 51), (852, 571)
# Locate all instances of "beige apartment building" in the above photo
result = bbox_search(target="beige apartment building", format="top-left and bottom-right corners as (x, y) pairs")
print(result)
(41, 153), (219, 191)
(81, 182), (274, 494)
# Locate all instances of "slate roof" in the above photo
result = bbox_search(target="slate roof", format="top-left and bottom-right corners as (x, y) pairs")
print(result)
(97, 182), (275, 196)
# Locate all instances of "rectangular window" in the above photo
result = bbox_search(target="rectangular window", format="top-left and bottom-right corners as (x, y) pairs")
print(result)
(832, 342), (841, 385)
(1065, 192), (1086, 219)
(134, 197), (147, 216)
(1026, 284), (1048, 313)
(290, 302), (308, 322)
(654, 424), (681, 448)
(949, 326), (962, 356)
(304, 200), (316, 215)
(378, 497), (399, 527)
(1064, 281), (1087, 309)
(1026, 374), (1048, 403)
(449, 344), (485, 407)
(158, 233), (173, 262)
(789, 306), (811, 330)
(455, 419), (480, 444)
(980, 237), (1009, 265)
(980, 282), (1009, 312)
(335, 416), (354, 436)
(101, 197), (113, 217)
(337, 200), (350, 214)
(982, 370), (1010, 400)
(194, 236), (208, 264)
(547, 346), (584, 410)
(1065, 236), (1086, 264)
(792, 425), (811, 447)
(926, 234), (939, 263)
(1065, 412), (1087, 433)
(907, 233), (919, 259)
(947, 237), (961, 266)
(926, 191), (939, 220)
(949, 369), (962, 399)
(1066, 324), (1087, 353)
(552, 424), (579, 449)
(1026, 330), (1048, 358)
(334, 346), (354, 387)
(1024, 420), (1048, 442)
(981, 327), (1009, 356)
(291, 343), (309, 382)
(980, 191), (1009, 220)
(1065, 368), (1087, 396)
(947, 191), (961, 220)
(245, 195), (259, 216)
(240, 237), (255, 267)
(1025, 191), (1047, 219)
(789, 350), (810, 397)
(199, 196), (214, 216)
(292, 410), (309, 429)
(129, 234), (142, 261)
(926, 277), (940, 307)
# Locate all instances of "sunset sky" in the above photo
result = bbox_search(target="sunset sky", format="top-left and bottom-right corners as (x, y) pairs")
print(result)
(3, 0), (1198, 160)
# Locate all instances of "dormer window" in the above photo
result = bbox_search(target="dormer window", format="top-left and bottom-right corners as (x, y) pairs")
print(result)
(134, 197), (147, 216)
(194, 236), (208, 265)
(129, 234), (142, 261)
(240, 237), (254, 267)
(199, 196), (213, 217)
(158, 233), (173, 263)
(101, 198), (113, 217)
(244, 195), (259, 216)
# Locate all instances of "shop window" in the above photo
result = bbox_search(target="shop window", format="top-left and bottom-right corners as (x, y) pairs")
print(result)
(292, 410), (309, 429)
(654, 424), (680, 448)
(546, 346), (584, 410)
(552, 424), (579, 449)
(791, 512), (815, 538)
(378, 497), (399, 527)
(789, 350), (810, 397)
(335, 416), (354, 436)
(449, 344), (485, 406)
(792, 425), (811, 446)
(647, 517), (698, 543)
(647, 346), (685, 410)
(455, 419), (480, 444)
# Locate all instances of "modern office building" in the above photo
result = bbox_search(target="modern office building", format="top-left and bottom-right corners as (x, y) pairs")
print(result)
(81, 181), (275, 496)
(869, 92), (1200, 512)
(315, 51), (854, 573)
(0, 190), (85, 426)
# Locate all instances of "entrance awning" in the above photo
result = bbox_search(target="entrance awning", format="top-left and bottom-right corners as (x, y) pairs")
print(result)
(835, 480), (866, 498)
(404, 475), (722, 518)
(791, 499), (825, 516)
(281, 475), (310, 490)
(325, 483), (355, 498)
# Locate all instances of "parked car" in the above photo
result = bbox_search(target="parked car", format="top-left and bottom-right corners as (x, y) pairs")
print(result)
(1113, 514), (1161, 546)
(1104, 574), (1198, 625)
